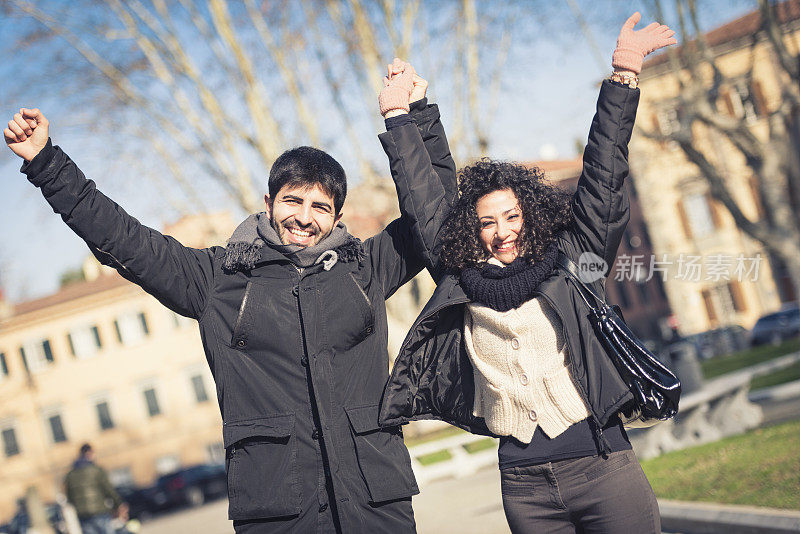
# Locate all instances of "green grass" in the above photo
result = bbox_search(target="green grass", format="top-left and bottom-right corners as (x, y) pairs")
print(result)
(416, 449), (453, 465)
(404, 425), (465, 448)
(640, 420), (800, 509)
(700, 338), (800, 379)
(751, 360), (800, 390)
(463, 438), (496, 454)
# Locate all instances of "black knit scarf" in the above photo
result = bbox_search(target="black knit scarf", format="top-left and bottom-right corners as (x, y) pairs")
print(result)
(460, 243), (559, 312)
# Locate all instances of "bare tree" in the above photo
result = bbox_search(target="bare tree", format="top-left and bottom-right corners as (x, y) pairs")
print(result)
(3, 0), (518, 214)
(640, 0), (800, 295)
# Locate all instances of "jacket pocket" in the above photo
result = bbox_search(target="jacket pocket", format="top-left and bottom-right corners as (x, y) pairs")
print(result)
(223, 414), (301, 520)
(345, 404), (419, 503)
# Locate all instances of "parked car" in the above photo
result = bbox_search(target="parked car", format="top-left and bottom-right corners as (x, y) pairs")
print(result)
(153, 464), (227, 510)
(750, 303), (800, 346)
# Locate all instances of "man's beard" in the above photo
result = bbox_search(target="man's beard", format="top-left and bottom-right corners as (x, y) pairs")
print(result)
(271, 217), (331, 248)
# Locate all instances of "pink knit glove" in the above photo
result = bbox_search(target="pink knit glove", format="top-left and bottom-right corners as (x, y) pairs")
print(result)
(379, 58), (416, 116)
(612, 12), (677, 74)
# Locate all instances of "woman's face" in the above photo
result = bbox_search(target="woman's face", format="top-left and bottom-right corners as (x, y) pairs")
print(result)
(476, 188), (523, 265)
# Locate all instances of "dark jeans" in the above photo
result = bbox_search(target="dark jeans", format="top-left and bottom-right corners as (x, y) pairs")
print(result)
(79, 513), (114, 534)
(500, 450), (660, 534)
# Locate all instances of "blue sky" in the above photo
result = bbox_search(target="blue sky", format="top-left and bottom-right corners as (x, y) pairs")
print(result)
(0, 0), (755, 302)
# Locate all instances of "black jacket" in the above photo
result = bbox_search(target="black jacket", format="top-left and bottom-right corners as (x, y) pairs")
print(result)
(22, 101), (456, 533)
(379, 81), (640, 445)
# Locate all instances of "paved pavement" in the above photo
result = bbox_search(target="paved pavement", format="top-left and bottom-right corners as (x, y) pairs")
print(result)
(138, 468), (510, 534)
(138, 386), (800, 534)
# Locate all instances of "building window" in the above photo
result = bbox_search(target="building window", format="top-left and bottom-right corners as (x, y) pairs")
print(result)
(723, 81), (762, 123)
(68, 325), (102, 359)
(656, 107), (680, 136)
(47, 413), (67, 443)
(680, 193), (717, 239)
(2, 426), (20, 457)
(190, 374), (210, 403)
(114, 312), (149, 346)
(96, 401), (115, 431)
(20, 338), (55, 374)
(0, 352), (8, 379)
(702, 283), (744, 326)
(143, 388), (161, 417)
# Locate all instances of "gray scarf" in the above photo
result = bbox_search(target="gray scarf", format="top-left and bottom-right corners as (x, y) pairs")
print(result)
(223, 212), (355, 272)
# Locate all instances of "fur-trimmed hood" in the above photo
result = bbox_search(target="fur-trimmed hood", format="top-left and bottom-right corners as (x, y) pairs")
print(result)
(222, 213), (364, 273)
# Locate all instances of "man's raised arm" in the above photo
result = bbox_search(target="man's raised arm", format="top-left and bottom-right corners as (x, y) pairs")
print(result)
(5, 108), (215, 319)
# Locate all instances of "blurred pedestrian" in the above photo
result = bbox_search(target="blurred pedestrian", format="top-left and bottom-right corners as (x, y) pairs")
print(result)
(64, 444), (127, 534)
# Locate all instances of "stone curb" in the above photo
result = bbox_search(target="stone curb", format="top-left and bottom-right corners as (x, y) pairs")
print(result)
(749, 378), (800, 402)
(659, 499), (800, 534)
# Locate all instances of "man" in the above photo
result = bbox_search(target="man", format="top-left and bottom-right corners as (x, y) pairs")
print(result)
(4, 61), (455, 533)
(64, 443), (126, 534)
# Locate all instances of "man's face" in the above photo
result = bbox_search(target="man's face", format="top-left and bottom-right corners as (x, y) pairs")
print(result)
(265, 183), (342, 247)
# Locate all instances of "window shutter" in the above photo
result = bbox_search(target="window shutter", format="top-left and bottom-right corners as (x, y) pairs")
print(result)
(676, 199), (693, 239)
(749, 175), (764, 219)
(721, 87), (736, 116)
(702, 289), (718, 324)
(728, 281), (747, 312)
(114, 320), (122, 343)
(751, 79), (767, 116)
(67, 333), (75, 357)
(706, 193), (723, 228)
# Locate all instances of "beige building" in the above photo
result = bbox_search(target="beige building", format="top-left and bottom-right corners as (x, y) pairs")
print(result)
(630, 2), (800, 335)
(0, 212), (238, 522)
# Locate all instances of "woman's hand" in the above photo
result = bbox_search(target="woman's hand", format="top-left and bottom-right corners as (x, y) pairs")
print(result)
(612, 12), (677, 75)
(379, 58), (416, 118)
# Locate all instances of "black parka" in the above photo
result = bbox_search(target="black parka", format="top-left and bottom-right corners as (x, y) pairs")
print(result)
(379, 81), (640, 444)
(22, 101), (456, 534)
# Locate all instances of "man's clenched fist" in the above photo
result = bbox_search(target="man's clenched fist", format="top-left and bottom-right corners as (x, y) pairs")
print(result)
(4, 108), (49, 162)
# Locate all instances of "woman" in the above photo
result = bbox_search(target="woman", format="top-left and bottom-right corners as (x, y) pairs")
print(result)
(379, 13), (676, 533)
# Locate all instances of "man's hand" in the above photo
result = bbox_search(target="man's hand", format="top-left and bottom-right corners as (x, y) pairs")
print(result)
(4, 108), (49, 162)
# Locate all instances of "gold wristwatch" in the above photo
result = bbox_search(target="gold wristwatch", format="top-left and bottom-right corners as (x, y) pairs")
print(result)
(610, 71), (639, 89)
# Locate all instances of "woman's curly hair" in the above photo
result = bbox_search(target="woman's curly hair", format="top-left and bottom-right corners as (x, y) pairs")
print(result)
(440, 158), (575, 271)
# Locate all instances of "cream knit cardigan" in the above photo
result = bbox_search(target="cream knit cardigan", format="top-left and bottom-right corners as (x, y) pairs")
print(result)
(463, 263), (589, 442)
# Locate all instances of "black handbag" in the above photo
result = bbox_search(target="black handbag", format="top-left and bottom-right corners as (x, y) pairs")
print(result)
(557, 254), (681, 428)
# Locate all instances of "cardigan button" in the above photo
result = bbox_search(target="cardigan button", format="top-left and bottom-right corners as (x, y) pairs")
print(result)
(529, 410), (538, 422)
(520, 374), (529, 386)
(511, 338), (520, 350)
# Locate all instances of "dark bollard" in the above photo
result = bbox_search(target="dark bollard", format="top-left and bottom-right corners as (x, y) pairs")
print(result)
(666, 341), (705, 395)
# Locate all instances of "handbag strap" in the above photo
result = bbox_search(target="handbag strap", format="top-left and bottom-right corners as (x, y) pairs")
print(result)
(556, 253), (607, 310)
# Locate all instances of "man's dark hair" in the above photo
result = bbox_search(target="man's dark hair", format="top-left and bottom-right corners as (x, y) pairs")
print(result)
(79, 443), (92, 456)
(268, 146), (347, 215)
